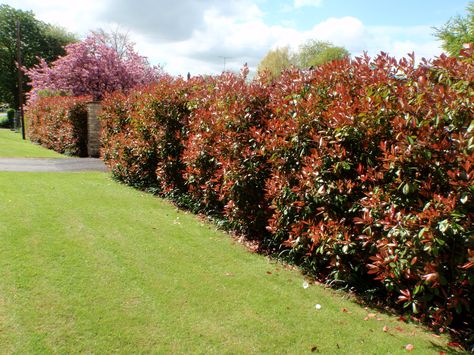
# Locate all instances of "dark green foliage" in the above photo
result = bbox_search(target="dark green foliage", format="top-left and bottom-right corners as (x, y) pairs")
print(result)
(0, 4), (77, 108)
(0, 108), (15, 128)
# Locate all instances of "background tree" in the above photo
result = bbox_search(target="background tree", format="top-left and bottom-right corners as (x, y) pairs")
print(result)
(26, 32), (161, 102)
(295, 39), (350, 68)
(257, 40), (349, 79)
(434, 2), (474, 56)
(0, 4), (76, 108)
(257, 46), (292, 80)
(91, 27), (132, 60)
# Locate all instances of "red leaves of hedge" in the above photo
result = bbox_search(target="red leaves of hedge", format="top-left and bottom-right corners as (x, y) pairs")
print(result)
(183, 68), (271, 235)
(99, 51), (474, 330)
(101, 76), (189, 189)
(26, 95), (91, 156)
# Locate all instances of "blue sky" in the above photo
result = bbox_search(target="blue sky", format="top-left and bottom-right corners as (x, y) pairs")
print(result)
(260, 0), (467, 28)
(3, 0), (472, 75)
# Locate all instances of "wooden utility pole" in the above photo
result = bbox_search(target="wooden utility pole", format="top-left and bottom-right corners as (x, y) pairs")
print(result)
(16, 19), (25, 140)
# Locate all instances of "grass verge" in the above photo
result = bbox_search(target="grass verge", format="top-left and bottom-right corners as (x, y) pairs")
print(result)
(0, 128), (64, 158)
(0, 171), (456, 353)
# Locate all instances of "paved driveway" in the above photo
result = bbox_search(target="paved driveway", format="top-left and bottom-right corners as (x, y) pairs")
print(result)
(0, 158), (108, 172)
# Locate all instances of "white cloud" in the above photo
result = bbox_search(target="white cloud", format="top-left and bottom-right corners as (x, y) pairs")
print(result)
(136, 12), (443, 76)
(388, 40), (442, 60)
(4, 0), (107, 35)
(304, 17), (368, 51)
(2, 0), (444, 76)
(294, 0), (323, 8)
(363, 25), (442, 60)
(99, 0), (264, 41)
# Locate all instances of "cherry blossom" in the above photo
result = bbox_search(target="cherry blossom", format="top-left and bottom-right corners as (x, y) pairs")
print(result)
(25, 32), (161, 103)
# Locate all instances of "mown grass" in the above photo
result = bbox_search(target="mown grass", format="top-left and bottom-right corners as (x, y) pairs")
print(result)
(0, 128), (64, 158)
(0, 171), (456, 354)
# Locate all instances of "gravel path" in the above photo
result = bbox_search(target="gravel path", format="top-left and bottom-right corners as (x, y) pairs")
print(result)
(0, 158), (108, 172)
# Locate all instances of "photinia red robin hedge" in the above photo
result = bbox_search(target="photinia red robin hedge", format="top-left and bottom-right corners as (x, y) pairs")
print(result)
(26, 95), (90, 156)
(99, 51), (473, 333)
(263, 50), (473, 330)
(182, 67), (271, 235)
(101, 76), (189, 190)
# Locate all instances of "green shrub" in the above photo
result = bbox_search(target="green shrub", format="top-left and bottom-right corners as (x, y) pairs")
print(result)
(0, 108), (15, 128)
(0, 116), (8, 129)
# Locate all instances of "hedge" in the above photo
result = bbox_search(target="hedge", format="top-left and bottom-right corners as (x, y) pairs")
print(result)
(183, 68), (272, 236)
(101, 76), (189, 189)
(100, 51), (473, 335)
(26, 95), (90, 156)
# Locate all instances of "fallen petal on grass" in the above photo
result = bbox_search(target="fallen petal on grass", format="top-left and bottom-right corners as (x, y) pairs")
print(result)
(405, 344), (414, 351)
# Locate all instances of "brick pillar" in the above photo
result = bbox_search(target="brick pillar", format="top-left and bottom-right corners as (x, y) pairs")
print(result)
(87, 102), (101, 157)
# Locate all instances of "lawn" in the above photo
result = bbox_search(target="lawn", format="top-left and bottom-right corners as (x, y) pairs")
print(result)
(0, 170), (456, 353)
(0, 128), (64, 158)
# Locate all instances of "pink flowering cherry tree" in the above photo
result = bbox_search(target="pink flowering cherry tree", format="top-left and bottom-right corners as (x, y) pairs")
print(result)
(25, 32), (161, 102)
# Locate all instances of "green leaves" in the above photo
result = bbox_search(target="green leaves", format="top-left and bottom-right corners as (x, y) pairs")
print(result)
(0, 4), (76, 107)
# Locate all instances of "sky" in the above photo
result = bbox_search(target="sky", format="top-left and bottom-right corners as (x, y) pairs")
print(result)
(2, 0), (471, 76)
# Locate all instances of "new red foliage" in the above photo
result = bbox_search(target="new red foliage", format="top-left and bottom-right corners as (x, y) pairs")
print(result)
(182, 67), (271, 235)
(263, 51), (473, 329)
(101, 75), (189, 190)
(26, 95), (91, 156)
(99, 50), (473, 332)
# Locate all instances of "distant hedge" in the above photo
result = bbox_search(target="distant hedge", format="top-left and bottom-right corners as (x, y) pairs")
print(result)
(101, 50), (473, 333)
(26, 96), (90, 156)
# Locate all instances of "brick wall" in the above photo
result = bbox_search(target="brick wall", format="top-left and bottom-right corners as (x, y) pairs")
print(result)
(87, 102), (101, 157)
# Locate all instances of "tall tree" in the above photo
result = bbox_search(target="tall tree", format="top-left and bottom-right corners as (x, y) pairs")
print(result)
(257, 46), (292, 80)
(434, 2), (474, 56)
(295, 40), (349, 68)
(0, 5), (76, 108)
(257, 40), (349, 80)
